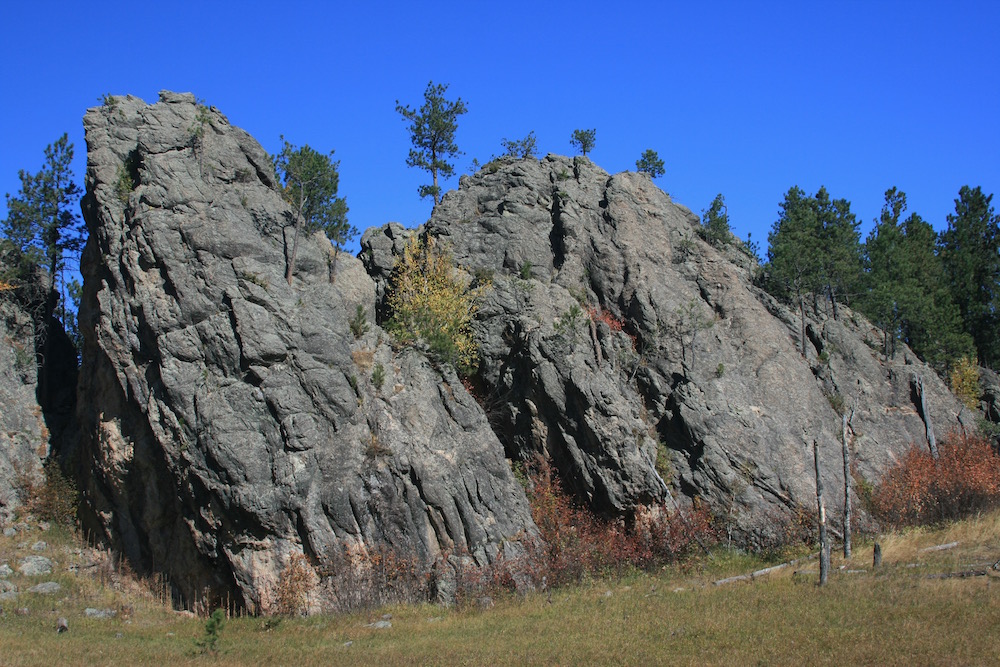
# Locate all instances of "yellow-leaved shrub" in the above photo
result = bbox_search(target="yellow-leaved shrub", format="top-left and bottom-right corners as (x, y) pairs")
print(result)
(949, 356), (980, 410)
(386, 236), (487, 375)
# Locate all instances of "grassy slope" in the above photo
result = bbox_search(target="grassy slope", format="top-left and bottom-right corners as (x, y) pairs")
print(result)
(1, 514), (998, 666)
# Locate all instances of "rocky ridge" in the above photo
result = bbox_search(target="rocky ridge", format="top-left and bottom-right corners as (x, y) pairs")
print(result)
(364, 154), (973, 542)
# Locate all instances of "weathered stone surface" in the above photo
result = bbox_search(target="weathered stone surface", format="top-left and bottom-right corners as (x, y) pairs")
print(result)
(18, 555), (52, 576)
(365, 155), (972, 541)
(0, 282), (46, 523)
(75, 93), (534, 611)
(27, 581), (61, 595)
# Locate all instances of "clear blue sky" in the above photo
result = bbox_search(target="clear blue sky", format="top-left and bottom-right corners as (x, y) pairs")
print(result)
(2, 1), (998, 257)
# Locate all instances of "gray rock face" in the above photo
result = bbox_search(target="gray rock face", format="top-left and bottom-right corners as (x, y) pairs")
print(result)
(365, 155), (971, 541)
(75, 92), (535, 611)
(0, 282), (47, 523)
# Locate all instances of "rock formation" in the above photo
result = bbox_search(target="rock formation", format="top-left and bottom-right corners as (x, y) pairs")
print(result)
(74, 92), (534, 610)
(0, 280), (47, 523)
(0, 268), (76, 524)
(364, 155), (973, 543)
(72, 91), (974, 610)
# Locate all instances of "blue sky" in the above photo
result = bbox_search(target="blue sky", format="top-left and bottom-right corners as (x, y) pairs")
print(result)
(2, 1), (998, 257)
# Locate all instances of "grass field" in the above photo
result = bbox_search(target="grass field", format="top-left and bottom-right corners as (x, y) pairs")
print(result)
(2, 513), (998, 665)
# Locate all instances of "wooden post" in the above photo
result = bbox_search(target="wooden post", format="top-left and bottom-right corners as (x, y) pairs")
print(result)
(814, 440), (830, 585)
(842, 412), (852, 559)
(873, 542), (882, 568)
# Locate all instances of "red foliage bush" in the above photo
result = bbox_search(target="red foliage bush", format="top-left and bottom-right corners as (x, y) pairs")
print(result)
(871, 431), (1000, 527)
(523, 460), (716, 587)
(587, 305), (625, 333)
(587, 305), (638, 350)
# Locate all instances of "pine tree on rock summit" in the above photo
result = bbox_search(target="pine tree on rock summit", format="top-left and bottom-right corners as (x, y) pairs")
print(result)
(396, 81), (468, 207)
(273, 137), (352, 286)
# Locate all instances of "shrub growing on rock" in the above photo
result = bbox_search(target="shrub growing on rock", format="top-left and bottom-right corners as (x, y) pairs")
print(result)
(386, 236), (487, 375)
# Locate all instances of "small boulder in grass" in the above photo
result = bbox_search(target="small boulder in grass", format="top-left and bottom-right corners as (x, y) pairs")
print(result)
(18, 556), (53, 576)
(28, 581), (61, 595)
(56, 617), (69, 633)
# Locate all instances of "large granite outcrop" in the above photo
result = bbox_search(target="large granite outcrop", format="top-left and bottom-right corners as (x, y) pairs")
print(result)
(75, 93), (534, 610)
(363, 155), (973, 541)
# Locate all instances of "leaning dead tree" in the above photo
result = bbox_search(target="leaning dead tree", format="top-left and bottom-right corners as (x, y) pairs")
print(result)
(913, 375), (939, 459)
(814, 440), (830, 585)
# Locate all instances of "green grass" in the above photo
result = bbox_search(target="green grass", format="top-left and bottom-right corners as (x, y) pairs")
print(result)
(2, 514), (999, 665)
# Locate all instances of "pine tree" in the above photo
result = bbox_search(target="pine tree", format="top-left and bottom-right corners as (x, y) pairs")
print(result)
(272, 137), (352, 285)
(396, 82), (467, 207)
(813, 187), (862, 319)
(1, 133), (84, 326)
(635, 149), (665, 178)
(700, 194), (731, 248)
(939, 185), (1000, 367)
(767, 186), (823, 355)
(570, 129), (596, 157)
(860, 188), (972, 368)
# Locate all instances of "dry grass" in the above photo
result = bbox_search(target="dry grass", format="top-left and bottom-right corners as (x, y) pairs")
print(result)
(2, 511), (999, 665)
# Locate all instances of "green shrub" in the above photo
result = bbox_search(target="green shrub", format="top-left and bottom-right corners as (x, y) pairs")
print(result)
(349, 304), (370, 339)
(371, 362), (385, 391)
(195, 609), (226, 654)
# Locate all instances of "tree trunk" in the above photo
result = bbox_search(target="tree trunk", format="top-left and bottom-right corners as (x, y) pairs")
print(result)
(914, 375), (939, 459)
(814, 440), (830, 586)
(285, 218), (302, 286)
(285, 191), (307, 286)
(589, 316), (602, 369)
(798, 293), (807, 357)
(842, 412), (852, 559)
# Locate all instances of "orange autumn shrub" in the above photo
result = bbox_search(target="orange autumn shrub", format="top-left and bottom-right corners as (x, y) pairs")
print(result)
(871, 431), (1000, 527)
(524, 460), (716, 587)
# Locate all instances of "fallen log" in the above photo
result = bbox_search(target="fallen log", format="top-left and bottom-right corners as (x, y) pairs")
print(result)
(713, 553), (819, 586)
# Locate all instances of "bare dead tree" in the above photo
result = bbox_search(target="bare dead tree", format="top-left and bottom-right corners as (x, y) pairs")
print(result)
(814, 440), (830, 585)
(913, 375), (939, 459)
(842, 412), (852, 559)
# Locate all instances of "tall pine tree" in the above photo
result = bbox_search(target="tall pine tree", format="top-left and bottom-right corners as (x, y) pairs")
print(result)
(1, 133), (84, 326)
(767, 187), (823, 355)
(939, 186), (1000, 367)
(766, 186), (861, 354)
(814, 186), (862, 319)
(860, 188), (971, 368)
